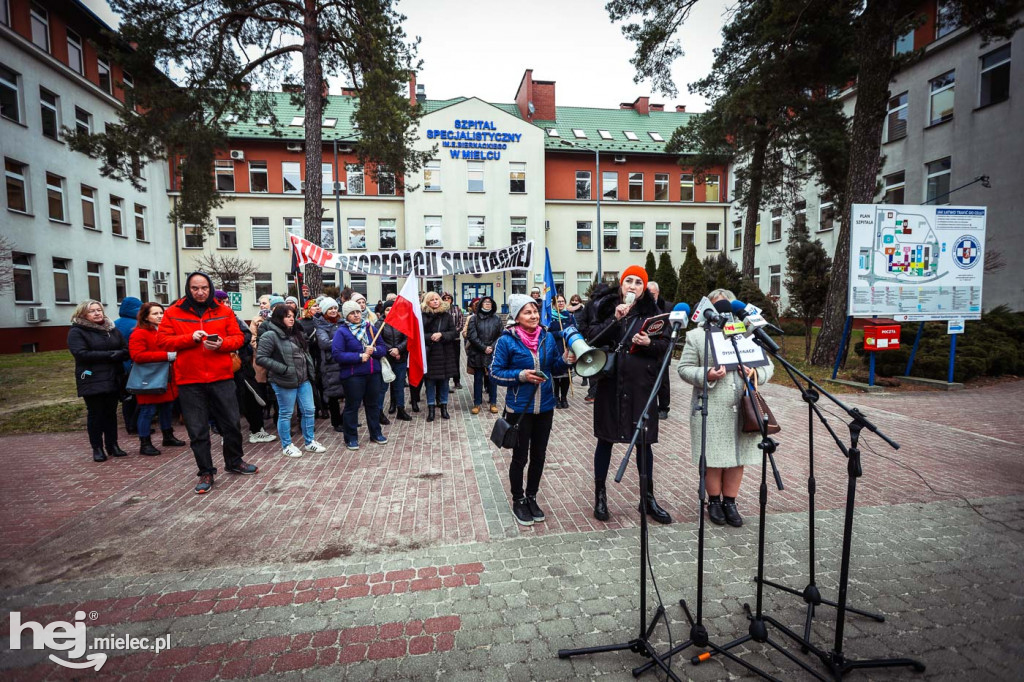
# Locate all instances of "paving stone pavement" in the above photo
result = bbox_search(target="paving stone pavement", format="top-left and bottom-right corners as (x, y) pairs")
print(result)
(1, 376), (1023, 680)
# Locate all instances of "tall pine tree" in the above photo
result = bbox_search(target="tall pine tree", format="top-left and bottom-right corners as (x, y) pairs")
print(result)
(785, 220), (832, 359)
(675, 242), (705, 307)
(654, 253), (678, 304)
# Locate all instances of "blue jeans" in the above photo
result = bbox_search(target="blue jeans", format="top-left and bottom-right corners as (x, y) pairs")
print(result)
(473, 369), (496, 407)
(341, 373), (384, 442)
(425, 378), (449, 406)
(136, 401), (174, 437)
(271, 381), (315, 448)
(387, 360), (408, 409)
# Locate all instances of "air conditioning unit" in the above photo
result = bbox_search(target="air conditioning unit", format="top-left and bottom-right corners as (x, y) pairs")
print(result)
(229, 150), (245, 161)
(299, 181), (307, 192)
(155, 283), (168, 295)
(614, 155), (627, 164)
(25, 307), (51, 323)
(153, 270), (169, 282)
(286, 142), (303, 152)
(333, 181), (346, 192)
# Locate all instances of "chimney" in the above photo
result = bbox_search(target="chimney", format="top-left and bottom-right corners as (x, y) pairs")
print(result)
(675, 105), (687, 112)
(282, 83), (302, 94)
(341, 87), (358, 97)
(416, 84), (426, 103)
(321, 80), (329, 98)
(408, 72), (416, 105)
(650, 103), (664, 112)
(515, 69), (534, 120)
(632, 96), (649, 115)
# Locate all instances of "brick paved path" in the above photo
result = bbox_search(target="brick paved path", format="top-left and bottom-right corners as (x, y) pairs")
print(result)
(2, 377), (1023, 679)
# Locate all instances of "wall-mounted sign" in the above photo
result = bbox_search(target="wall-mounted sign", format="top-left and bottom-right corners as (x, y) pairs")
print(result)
(426, 119), (523, 161)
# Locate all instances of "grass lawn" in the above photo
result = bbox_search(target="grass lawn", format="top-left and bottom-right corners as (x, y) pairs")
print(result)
(0, 351), (85, 435)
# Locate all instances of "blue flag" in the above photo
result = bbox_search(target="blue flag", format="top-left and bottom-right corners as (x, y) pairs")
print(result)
(541, 248), (557, 327)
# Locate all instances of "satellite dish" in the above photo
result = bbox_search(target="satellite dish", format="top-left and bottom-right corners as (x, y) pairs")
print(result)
(528, 101), (535, 115)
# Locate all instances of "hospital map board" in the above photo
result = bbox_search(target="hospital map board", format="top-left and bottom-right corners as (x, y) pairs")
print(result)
(847, 204), (985, 321)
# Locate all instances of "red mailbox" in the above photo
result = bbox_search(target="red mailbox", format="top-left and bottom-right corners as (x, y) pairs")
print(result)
(864, 325), (901, 351)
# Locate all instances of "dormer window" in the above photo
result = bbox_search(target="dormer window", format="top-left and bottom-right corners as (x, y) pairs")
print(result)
(323, 118), (337, 128)
(546, 128), (559, 137)
(648, 131), (664, 142)
(623, 131), (639, 141)
(290, 116), (304, 126)
(572, 129), (587, 139)
(598, 130), (613, 140)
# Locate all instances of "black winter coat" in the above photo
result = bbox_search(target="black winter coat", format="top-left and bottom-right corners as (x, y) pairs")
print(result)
(578, 284), (670, 444)
(314, 315), (345, 398)
(380, 323), (409, 363)
(423, 311), (459, 380)
(465, 309), (503, 369)
(67, 321), (128, 397)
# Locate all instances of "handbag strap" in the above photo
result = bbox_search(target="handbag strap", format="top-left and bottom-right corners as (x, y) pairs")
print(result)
(501, 381), (535, 426)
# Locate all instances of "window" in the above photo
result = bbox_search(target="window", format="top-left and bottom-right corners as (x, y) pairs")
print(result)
(929, 70), (955, 125)
(214, 160), (235, 192)
(755, 221), (762, 245)
(350, 274), (368, 297)
(114, 266), (128, 303)
(654, 173), (669, 201)
(14, 254), (35, 302)
(885, 92), (908, 142)
(819, 198), (835, 231)
(572, 129), (587, 139)
(320, 218), (335, 249)
(655, 222), (670, 250)
(509, 163), (526, 193)
(467, 161), (484, 192)
(424, 216), (442, 248)
(510, 271), (527, 295)
(183, 225), (203, 248)
(648, 131), (665, 142)
(249, 162), (268, 192)
(379, 219), (397, 249)
(770, 209), (782, 242)
(29, 3), (49, 52)
(284, 217), (302, 247)
(575, 171), (591, 200)
(40, 88), (59, 140)
(251, 217), (270, 249)
(378, 170), (396, 196)
(629, 222), (644, 251)
(81, 185), (96, 228)
(218, 217), (237, 248)
(706, 223), (721, 251)
(468, 216), (485, 248)
(66, 29), (84, 74)
(424, 160), (441, 191)
(732, 220), (742, 250)
(623, 131), (639, 141)
(628, 172), (643, 201)
(980, 45), (1011, 107)
(321, 163), (333, 195)
(254, 272), (273, 301)
(753, 267), (760, 290)
(121, 71), (133, 91)
(290, 116), (303, 127)
(323, 118), (337, 128)
(603, 221), (618, 250)
(134, 203), (146, 240)
(97, 59), (112, 94)
(602, 171), (617, 200)
(52, 258), (71, 303)
(577, 272), (593, 296)
(346, 164), (364, 195)
(681, 223), (695, 250)
(680, 174), (694, 202)
(894, 29), (914, 55)
(551, 272), (565, 297)
(424, 277), (444, 293)
(576, 221), (592, 250)
(883, 171), (906, 204)
(510, 217), (526, 245)
(705, 174), (721, 202)
(282, 162), (301, 193)
(5, 158), (28, 212)
(935, 0), (957, 38)
(138, 269), (150, 303)
(546, 128), (559, 137)
(46, 173), (66, 221)
(74, 107), (91, 135)
(598, 130), (612, 140)
(109, 197), (124, 236)
(323, 271), (338, 291)
(86, 262), (102, 300)
(0, 64), (21, 123)
(795, 200), (807, 231)
(347, 218), (365, 249)
(0, 0), (8, 26)
(602, 271), (620, 285)
(769, 265), (781, 297)
(925, 157), (952, 204)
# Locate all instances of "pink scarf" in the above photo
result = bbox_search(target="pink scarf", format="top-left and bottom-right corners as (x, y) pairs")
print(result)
(516, 325), (542, 353)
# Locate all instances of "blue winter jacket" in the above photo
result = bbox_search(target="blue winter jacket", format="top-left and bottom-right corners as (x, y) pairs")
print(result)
(331, 322), (386, 379)
(114, 297), (142, 372)
(490, 326), (568, 414)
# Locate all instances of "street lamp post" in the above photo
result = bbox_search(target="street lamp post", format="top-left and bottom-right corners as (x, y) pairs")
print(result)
(561, 139), (601, 284)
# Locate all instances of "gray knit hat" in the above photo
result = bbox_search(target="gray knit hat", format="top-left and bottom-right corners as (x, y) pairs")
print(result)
(507, 294), (537, 324)
(320, 297), (339, 313)
(342, 300), (362, 319)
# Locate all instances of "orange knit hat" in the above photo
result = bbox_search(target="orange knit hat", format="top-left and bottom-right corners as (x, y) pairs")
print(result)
(620, 265), (649, 288)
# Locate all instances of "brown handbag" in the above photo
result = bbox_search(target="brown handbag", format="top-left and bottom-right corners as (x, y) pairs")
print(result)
(741, 373), (781, 434)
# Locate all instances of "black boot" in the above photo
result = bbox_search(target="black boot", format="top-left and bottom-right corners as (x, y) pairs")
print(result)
(108, 444), (128, 457)
(594, 483), (610, 521)
(162, 429), (186, 446)
(411, 401), (420, 413)
(640, 482), (672, 524)
(93, 447), (107, 462)
(388, 402), (397, 414)
(722, 497), (743, 527)
(427, 406), (436, 422)
(440, 404), (450, 420)
(707, 496), (726, 525)
(379, 413), (391, 426)
(139, 437), (161, 456)
(396, 408), (412, 422)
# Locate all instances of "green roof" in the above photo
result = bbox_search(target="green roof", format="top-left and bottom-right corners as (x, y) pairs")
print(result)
(222, 91), (361, 141)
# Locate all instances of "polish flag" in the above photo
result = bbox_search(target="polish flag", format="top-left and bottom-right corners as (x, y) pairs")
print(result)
(384, 276), (427, 386)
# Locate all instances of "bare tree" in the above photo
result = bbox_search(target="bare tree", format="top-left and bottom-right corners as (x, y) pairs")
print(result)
(189, 252), (260, 291)
(984, 248), (1006, 274)
(0, 235), (15, 294)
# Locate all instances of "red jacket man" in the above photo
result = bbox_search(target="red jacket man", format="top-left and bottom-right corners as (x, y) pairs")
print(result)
(158, 272), (258, 493)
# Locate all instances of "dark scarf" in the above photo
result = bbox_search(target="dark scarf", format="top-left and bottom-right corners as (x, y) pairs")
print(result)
(180, 272), (217, 317)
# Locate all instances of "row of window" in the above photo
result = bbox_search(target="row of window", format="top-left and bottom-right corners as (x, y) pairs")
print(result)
(184, 216), (398, 251)
(216, 160), (396, 196)
(4, 158), (148, 238)
(0, 62), (97, 134)
(11, 254), (166, 305)
(576, 221), (722, 252)
(548, 128), (665, 143)
(574, 171), (721, 202)
(884, 44), (1011, 142)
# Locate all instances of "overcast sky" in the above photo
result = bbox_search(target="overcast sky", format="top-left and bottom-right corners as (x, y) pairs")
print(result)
(83, 0), (730, 112)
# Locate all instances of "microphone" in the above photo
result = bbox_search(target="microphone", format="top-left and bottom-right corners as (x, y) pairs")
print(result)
(702, 307), (728, 327)
(668, 302), (691, 331)
(624, 292), (636, 306)
(730, 300), (780, 353)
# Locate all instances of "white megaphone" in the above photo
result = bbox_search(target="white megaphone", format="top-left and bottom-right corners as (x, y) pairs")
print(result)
(562, 325), (607, 377)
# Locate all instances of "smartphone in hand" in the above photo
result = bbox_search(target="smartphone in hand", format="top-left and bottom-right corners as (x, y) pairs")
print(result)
(533, 370), (548, 381)
(205, 334), (220, 343)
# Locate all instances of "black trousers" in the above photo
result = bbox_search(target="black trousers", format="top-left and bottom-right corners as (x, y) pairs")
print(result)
(508, 410), (554, 499)
(178, 379), (244, 476)
(83, 391), (120, 450)
(121, 390), (138, 434)
(554, 376), (571, 402)
(594, 439), (654, 486)
(328, 397), (343, 427)
(657, 374), (671, 412)
(234, 364), (264, 434)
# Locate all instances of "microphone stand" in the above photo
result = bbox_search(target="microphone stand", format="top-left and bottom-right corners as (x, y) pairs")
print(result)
(632, 323), (778, 681)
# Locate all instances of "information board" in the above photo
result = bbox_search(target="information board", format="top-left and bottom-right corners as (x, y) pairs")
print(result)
(848, 204), (985, 321)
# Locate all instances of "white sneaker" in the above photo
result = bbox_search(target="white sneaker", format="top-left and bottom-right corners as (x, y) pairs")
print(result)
(304, 440), (327, 453)
(282, 443), (303, 458)
(249, 429), (277, 444)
